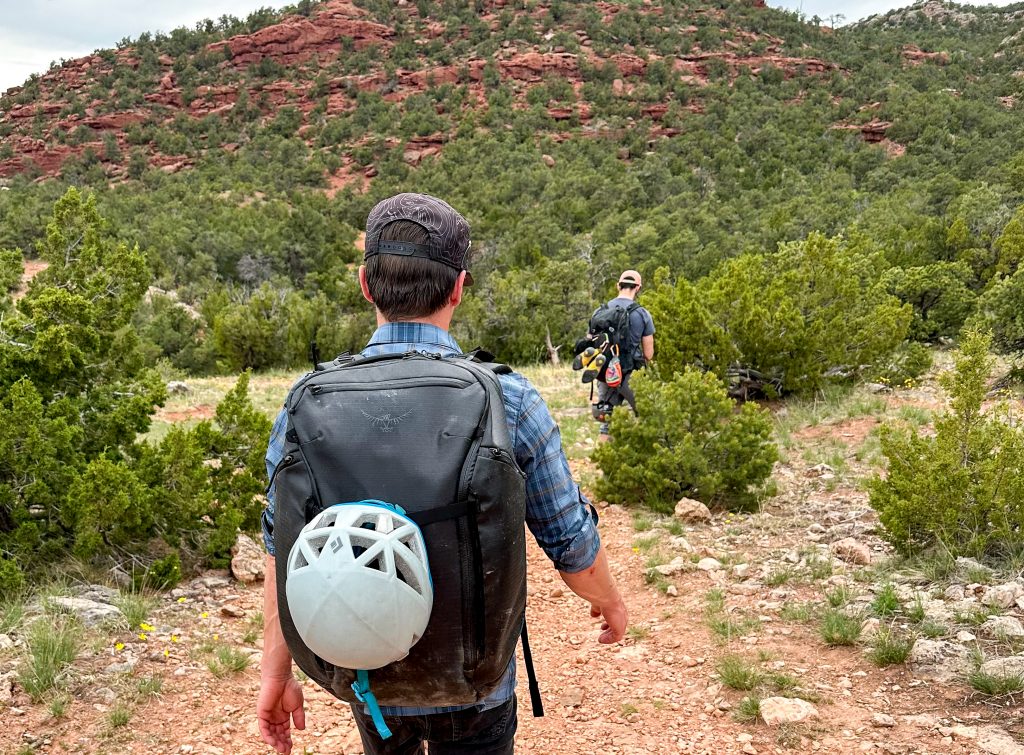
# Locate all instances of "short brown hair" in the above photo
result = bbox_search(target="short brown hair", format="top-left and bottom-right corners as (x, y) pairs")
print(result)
(364, 220), (460, 321)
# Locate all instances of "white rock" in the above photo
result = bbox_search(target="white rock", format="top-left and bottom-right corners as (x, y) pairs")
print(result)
(982, 582), (1024, 610)
(977, 725), (1024, 755)
(666, 585), (679, 597)
(956, 631), (977, 643)
(830, 538), (872, 565)
(979, 655), (1024, 679)
(50, 597), (122, 627)
(860, 617), (881, 641)
(0, 672), (15, 704)
(980, 616), (1024, 639)
(760, 697), (819, 726)
(805, 463), (835, 479)
(697, 557), (723, 572)
(944, 585), (966, 601)
(871, 713), (897, 728)
(0, 634), (14, 651)
(651, 557), (694, 577)
(733, 563), (751, 579)
(669, 536), (695, 552)
(673, 497), (711, 523)
(908, 639), (974, 681)
(230, 534), (265, 584)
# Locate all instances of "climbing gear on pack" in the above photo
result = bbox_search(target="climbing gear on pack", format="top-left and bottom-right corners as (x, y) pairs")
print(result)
(285, 501), (432, 671)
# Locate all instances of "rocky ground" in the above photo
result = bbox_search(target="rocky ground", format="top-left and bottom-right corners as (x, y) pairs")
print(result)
(2, 373), (1024, 754)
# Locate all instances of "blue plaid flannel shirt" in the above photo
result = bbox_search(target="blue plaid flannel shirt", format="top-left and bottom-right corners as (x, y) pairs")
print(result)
(262, 322), (601, 716)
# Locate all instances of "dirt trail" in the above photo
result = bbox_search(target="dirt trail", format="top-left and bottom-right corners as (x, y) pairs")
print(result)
(5, 488), (1016, 754)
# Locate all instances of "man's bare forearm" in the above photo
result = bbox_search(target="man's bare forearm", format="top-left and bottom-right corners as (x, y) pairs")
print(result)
(262, 556), (295, 681)
(558, 546), (621, 606)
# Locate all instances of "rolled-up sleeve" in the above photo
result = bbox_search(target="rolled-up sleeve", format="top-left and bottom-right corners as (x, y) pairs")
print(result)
(503, 375), (601, 573)
(262, 408), (288, 557)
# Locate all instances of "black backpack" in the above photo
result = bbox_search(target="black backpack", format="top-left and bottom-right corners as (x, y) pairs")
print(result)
(270, 351), (541, 712)
(588, 301), (640, 374)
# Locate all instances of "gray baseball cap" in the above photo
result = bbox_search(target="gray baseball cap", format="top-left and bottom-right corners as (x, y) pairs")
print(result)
(364, 193), (473, 285)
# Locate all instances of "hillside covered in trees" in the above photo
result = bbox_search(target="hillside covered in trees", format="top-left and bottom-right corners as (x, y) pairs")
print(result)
(2, 0), (1024, 374)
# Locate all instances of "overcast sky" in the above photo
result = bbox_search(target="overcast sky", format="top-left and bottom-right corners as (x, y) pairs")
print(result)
(0, 1), (1020, 94)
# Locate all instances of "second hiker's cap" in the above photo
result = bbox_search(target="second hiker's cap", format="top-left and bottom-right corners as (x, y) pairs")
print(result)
(364, 193), (473, 285)
(618, 269), (642, 287)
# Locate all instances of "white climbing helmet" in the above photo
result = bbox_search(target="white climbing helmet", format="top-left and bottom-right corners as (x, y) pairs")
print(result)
(285, 502), (433, 670)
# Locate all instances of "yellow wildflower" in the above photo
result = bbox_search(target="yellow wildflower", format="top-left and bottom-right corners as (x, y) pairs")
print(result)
(177, 597), (187, 604)
(171, 635), (179, 643)
(115, 642), (125, 652)
(213, 633), (219, 641)
(163, 649), (170, 658)
(140, 623), (155, 632)
(138, 633), (148, 641)
(200, 611), (208, 619)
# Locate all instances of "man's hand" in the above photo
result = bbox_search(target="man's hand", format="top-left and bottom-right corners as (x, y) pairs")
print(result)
(590, 597), (628, 644)
(257, 676), (305, 754)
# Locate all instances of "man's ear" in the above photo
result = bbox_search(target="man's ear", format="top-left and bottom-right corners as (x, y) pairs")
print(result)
(358, 265), (374, 304)
(450, 270), (467, 308)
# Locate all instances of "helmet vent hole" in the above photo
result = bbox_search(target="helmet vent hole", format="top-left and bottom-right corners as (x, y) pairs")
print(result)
(308, 533), (329, 556)
(293, 551), (309, 570)
(366, 556), (384, 573)
(394, 550), (423, 595)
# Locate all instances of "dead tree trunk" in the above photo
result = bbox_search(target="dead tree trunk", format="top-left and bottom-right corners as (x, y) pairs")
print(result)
(545, 326), (561, 366)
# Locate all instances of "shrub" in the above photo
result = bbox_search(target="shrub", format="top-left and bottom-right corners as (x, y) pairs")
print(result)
(883, 262), (976, 342)
(969, 267), (1024, 359)
(819, 609), (863, 646)
(0, 556), (25, 595)
(868, 331), (1024, 559)
(701, 233), (912, 394)
(870, 341), (933, 385)
(641, 269), (737, 381)
(594, 369), (778, 512)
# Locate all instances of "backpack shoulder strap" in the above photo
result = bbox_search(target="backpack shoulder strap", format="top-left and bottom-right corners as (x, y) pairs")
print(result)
(457, 348), (513, 375)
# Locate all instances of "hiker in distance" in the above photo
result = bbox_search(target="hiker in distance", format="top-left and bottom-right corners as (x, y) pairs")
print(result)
(257, 192), (628, 755)
(579, 270), (655, 440)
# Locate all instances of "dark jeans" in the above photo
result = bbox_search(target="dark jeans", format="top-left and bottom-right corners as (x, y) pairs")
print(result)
(351, 696), (517, 754)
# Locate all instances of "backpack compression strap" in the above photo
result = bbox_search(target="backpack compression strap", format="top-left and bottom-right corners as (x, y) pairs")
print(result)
(352, 670), (393, 740)
(521, 621), (544, 717)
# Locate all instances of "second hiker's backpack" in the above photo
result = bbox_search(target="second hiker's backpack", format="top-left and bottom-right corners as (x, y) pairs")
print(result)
(588, 301), (640, 375)
(270, 351), (528, 708)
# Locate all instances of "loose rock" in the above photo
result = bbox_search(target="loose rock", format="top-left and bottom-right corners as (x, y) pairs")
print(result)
(49, 596), (122, 627)
(673, 497), (711, 523)
(759, 697), (819, 726)
(979, 655), (1024, 679)
(697, 557), (723, 572)
(872, 713), (897, 728)
(908, 639), (974, 681)
(982, 582), (1024, 610)
(980, 615), (1024, 639)
(230, 534), (265, 584)
(830, 537), (872, 565)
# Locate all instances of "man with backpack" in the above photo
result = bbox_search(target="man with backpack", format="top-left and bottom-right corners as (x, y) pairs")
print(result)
(586, 270), (655, 439)
(256, 193), (628, 755)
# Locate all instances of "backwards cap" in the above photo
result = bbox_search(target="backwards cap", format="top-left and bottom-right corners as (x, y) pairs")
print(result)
(364, 193), (473, 285)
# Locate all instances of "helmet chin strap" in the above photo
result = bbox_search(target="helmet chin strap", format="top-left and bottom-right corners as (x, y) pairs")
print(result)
(352, 669), (393, 740)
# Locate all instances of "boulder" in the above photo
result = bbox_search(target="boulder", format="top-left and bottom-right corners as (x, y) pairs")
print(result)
(650, 557), (694, 577)
(760, 697), (819, 726)
(908, 639), (974, 681)
(976, 726), (1024, 755)
(982, 582), (1024, 609)
(230, 534), (265, 584)
(697, 558), (723, 572)
(673, 497), (711, 523)
(980, 616), (1024, 639)
(49, 596), (121, 627)
(979, 655), (1024, 679)
(830, 538), (872, 565)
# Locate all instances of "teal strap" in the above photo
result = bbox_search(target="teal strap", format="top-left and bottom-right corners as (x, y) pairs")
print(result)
(352, 670), (392, 740)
